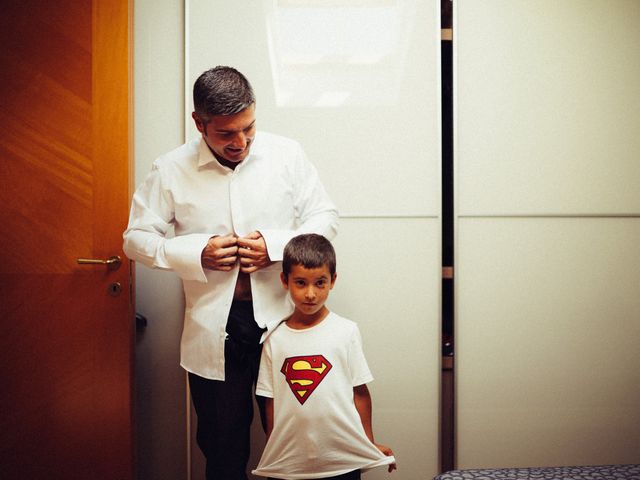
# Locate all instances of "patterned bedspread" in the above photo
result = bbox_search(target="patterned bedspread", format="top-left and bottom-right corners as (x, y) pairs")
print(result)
(434, 464), (640, 480)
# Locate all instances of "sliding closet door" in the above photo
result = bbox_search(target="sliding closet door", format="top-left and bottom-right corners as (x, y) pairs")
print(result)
(455, 0), (640, 468)
(187, 1), (442, 479)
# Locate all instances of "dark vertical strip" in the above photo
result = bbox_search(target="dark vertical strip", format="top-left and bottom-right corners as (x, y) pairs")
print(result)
(440, 0), (455, 473)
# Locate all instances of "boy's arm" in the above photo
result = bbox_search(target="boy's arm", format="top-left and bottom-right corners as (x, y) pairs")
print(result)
(354, 384), (397, 472)
(264, 397), (274, 440)
(353, 384), (375, 442)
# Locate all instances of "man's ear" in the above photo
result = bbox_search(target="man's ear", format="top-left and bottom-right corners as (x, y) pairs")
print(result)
(192, 112), (205, 134)
(330, 272), (337, 289)
(280, 272), (289, 289)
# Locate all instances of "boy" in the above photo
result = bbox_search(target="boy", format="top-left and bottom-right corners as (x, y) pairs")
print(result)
(252, 234), (396, 479)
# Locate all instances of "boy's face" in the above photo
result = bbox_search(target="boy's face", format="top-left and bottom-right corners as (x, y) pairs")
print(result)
(281, 264), (336, 319)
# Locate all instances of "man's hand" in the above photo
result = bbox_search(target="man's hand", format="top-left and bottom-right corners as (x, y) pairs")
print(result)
(237, 231), (273, 273)
(201, 235), (238, 271)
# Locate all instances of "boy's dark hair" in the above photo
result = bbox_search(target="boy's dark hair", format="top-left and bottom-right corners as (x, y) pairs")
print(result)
(193, 66), (255, 121)
(282, 234), (336, 279)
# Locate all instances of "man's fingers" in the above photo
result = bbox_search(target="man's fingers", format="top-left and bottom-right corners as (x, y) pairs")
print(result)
(216, 245), (238, 259)
(219, 255), (238, 265)
(201, 233), (268, 272)
(215, 263), (235, 271)
(211, 234), (237, 248)
(241, 231), (261, 241)
(238, 246), (260, 260)
(239, 255), (253, 265)
(237, 239), (260, 251)
(203, 255), (236, 268)
(237, 232), (264, 250)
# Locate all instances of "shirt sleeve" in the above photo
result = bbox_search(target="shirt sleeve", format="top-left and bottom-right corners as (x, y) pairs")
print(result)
(349, 325), (374, 387)
(255, 340), (274, 398)
(260, 142), (339, 261)
(122, 164), (211, 282)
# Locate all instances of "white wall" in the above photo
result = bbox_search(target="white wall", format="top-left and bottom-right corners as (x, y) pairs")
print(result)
(455, 0), (640, 468)
(133, 1), (187, 479)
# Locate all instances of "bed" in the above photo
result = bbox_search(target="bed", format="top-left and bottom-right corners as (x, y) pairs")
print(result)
(434, 464), (640, 480)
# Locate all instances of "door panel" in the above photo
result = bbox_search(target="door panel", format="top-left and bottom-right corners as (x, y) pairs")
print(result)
(0, 1), (133, 478)
(456, 218), (640, 467)
(456, 0), (640, 216)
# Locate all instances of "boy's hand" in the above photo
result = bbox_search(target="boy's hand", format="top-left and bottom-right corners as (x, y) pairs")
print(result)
(375, 443), (397, 472)
(237, 231), (273, 273)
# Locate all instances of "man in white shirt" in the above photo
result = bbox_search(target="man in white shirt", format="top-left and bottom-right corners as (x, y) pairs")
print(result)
(123, 66), (338, 480)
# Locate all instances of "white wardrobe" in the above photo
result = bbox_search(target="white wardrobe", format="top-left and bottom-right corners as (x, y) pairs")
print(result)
(455, 0), (640, 468)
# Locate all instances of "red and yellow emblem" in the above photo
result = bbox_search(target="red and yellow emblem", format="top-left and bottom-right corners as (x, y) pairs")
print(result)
(281, 355), (332, 405)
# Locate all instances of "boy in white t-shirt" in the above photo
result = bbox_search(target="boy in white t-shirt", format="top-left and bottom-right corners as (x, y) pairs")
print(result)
(252, 234), (396, 480)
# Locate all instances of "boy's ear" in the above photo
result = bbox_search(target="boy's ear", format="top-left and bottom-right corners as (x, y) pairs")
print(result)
(280, 272), (289, 289)
(330, 272), (337, 289)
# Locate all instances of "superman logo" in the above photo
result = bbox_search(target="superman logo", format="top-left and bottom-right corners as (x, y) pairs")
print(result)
(281, 355), (332, 405)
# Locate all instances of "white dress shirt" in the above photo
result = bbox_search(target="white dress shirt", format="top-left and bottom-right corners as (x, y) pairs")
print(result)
(123, 132), (338, 380)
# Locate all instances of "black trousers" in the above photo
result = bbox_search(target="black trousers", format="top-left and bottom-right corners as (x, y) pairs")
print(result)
(188, 301), (265, 480)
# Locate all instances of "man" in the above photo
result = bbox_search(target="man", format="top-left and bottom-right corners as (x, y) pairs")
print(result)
(123, 66), (338, 479)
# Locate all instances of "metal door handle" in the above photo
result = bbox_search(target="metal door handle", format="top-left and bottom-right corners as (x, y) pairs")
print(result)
(77, 255), (122, 270)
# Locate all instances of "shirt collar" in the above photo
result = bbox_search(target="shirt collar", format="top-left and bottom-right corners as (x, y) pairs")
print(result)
(196, 133), (262, 170)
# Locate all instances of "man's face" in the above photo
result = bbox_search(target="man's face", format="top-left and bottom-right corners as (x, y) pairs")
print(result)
(192, 104), (256, 168)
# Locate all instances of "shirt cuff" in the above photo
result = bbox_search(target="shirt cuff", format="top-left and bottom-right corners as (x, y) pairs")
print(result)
(162, 233), (212, 282)
(258, 229), (295, 262)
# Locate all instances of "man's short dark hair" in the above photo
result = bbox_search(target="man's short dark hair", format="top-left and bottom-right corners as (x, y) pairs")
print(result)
(282, 234), (336, 279)
(193, 66), (255, 120)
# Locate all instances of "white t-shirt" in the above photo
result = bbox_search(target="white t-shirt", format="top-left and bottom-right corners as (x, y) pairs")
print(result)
(252, 312), (395, 479)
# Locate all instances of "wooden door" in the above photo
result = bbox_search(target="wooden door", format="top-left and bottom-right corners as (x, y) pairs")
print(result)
(0, 0), (133, 479)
